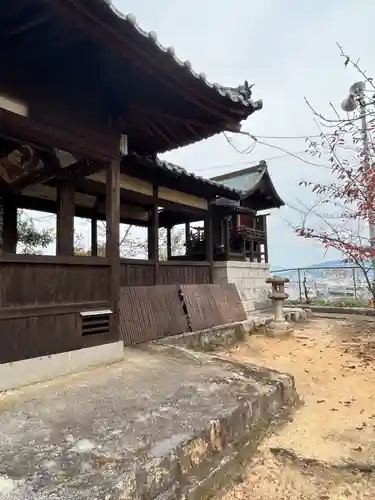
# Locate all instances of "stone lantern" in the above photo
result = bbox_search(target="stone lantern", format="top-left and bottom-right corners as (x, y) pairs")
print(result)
(265, 275), (292, 336)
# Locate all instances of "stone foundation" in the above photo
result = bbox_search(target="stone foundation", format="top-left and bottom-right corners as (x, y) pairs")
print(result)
(214, 261), (271, 314)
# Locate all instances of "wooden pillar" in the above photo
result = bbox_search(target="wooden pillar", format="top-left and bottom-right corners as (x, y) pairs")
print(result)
(56, 181), (74, 256)
(242, 239), (247, 261)
(91, 215), (98, 256)
(106, 158), (121, 336)
(167, 227), (172, 260)
(223, 216), (230, 261)
(185, 222), (190, 244)
(2, 199), (18, 253)
(263, 215), (269, 263)
(0, 199), (3, 256)
(148, 185), (159, 284)
(205, 204), (214, 282)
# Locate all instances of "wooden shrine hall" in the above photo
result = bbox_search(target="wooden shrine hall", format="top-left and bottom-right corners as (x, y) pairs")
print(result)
(0, 0), (271, 379)
(160, 161), (284, 264)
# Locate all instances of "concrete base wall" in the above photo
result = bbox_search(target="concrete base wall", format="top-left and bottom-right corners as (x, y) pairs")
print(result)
(0, 341), (124, 392)
(214, 261), (271, 314)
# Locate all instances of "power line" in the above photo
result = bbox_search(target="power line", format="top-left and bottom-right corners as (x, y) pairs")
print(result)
(223, 132), (330, 170)
(246, 133), (324, 140)
(195, 151), (311, 172)
(223, 132), (257, 154)
(251, 137), (330, 169)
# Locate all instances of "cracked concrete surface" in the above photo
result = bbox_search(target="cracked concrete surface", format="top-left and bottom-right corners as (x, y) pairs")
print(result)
(0, 345), (296, 499)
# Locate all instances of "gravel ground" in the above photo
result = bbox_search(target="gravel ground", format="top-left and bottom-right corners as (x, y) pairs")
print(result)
(219, 317), (375, 499)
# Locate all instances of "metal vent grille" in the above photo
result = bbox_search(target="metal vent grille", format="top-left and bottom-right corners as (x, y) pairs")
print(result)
(80, 310), (112, 336)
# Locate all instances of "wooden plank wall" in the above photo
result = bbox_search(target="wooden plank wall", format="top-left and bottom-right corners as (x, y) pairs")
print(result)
(120, 260), (211, 286)
(0, 256), (114, 364)
(159, 262), (210, 285)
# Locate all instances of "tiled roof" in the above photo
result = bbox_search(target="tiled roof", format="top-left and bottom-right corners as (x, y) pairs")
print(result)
(212, 164), (266, 194)
(211, 161), (285, 209)
(156, 158), (240, 197)
(126, 154), (240, 200)
(101, 0), (262, 110)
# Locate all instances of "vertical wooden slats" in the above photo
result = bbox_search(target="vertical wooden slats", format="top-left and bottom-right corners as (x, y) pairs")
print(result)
(119, 283), (246, 345)
(119, 285), (188, 345)
(180, 284), (222, 332)
(181, 284), (246, 332)
(0, 260), (110, 307)
(119, 260), (211, 286)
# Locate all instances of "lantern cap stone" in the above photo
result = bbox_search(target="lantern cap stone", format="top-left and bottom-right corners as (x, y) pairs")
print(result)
(266, 275), (290, 284)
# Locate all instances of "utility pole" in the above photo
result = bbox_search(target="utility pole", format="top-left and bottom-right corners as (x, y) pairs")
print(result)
(342, 82), (375, 291)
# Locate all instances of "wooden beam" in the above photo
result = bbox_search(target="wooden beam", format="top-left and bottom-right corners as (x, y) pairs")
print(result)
(106, 158), (120, 337)
(0, 108), (118, 162)
(14, 193), (147, 227)
(56, 181), (74, 255)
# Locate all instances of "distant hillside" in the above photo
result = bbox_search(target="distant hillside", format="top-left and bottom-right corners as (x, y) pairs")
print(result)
(271, 260), (362, 272)
(308, 260), (352, 269)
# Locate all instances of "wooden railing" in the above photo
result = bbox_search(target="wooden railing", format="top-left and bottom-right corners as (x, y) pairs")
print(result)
(120, 259), (211, 286)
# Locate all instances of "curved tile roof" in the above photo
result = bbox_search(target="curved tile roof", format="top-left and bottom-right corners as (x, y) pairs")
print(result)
(211, 161), (285, 209)
(126, 154), (240, 200)
(100, 0), (263, 110)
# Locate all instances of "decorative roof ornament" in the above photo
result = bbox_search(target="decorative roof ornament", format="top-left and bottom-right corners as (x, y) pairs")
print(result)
(237, 81), (254, 100)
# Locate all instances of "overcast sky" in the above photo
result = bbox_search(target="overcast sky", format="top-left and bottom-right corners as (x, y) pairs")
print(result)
(108, 0), (374, 268)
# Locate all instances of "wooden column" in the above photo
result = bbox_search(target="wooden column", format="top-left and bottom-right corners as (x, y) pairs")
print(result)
(56, 181), (74, 256)
(205, 204), (214, 283)
(2, 199), (18, 253)
(0, 199), (3, 256)
(148, 185), (159, 284)
(242, 239), (247, 261)
(223, 216), (230, 261)
(91, 215), (98, 256)
(263, 215), (269, 263)
(106, 158), (121, 336)
(167, 227), (172, 260)
(185, 222), (190, 244)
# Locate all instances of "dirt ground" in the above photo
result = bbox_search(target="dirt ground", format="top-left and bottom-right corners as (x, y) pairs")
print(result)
(219, 317), (375, 500)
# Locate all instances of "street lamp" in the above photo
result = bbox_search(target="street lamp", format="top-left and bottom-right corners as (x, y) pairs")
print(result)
(341, 81), (375, 282)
